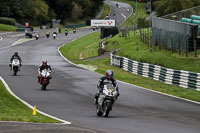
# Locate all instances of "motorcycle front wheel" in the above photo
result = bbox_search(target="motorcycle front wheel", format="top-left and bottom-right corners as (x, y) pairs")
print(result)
(102, 101), (112, 117)
(96, 107), (103, 116)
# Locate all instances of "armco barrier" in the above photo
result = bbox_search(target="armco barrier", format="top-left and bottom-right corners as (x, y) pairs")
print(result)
(110, 54), (200, 91)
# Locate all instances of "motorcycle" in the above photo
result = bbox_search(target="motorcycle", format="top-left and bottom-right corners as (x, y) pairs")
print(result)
(10, 59), (21, 76)
(73, 29), (76, 34)
(36, 34), (39, 40)
(65, 31), (68, 36)
(46, 33), (50, 38)
(53, 33), (57, 40)
(95, 82), (118, 117)
(39, 69), (52, 90)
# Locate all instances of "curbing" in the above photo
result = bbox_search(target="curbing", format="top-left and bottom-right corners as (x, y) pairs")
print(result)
(111, 54), (200, 91)
(0, 76), (71, 125)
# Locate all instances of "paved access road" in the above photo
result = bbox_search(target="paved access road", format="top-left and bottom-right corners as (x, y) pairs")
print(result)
(0, 1), (200, 133)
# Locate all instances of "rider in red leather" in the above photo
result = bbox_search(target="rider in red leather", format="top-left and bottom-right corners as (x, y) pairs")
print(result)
(38, 60), (52, 83)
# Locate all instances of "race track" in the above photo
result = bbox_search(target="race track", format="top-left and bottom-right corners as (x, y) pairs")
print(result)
(0, 1), (200, 133)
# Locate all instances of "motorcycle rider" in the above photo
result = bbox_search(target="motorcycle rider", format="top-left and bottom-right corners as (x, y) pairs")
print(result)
(65, 28), (68, 36)
(95, 70), (119, 105)
(10, 52), (22, 70)
(46, 30), (50, 38)
(73, 26), (76, 34)
(38, 60), (52, 83)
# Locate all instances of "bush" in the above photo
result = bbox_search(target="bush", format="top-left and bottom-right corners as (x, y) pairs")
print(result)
(0, 17), (16, 25)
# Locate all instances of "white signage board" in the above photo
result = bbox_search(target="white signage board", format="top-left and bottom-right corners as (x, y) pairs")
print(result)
(91, 19), (115, 27)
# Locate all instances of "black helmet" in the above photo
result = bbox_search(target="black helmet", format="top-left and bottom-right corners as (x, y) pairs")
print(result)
(14, 52), (18, 55)
(106, 70), (113, 79)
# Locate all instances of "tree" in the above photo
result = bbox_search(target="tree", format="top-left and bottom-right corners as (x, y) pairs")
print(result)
(155, 0), (197, 17)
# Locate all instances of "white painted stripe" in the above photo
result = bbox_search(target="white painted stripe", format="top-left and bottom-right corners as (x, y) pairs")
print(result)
(0, 32), (12, 35)
(117, 80), (200, 105)
(121, 13), (127, 19)
(0, 38), (33, 50)
(9, 33), (25, 37)
(0, 76), (71, 125)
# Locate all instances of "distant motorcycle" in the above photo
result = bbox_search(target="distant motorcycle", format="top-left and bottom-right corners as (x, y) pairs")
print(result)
(10, 59), (21, 76)
(39, 69), (52, 90)
(95, 82), (118, 117)
(36, 34), (39, 40)
(46, 33), (50, 38)
(53, 33), (57, 40)
(65, 31), (68, 36)
(73, 29), (76, 34)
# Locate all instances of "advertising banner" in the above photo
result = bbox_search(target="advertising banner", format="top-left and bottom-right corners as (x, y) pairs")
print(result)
(91, 19), (115, 27)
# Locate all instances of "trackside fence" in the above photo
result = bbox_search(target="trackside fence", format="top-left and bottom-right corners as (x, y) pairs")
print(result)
(110, 54), (200, 91)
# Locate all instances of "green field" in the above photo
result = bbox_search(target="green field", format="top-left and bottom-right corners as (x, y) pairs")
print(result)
(0, 80), (60, 123)
(0, 24), (17, 31)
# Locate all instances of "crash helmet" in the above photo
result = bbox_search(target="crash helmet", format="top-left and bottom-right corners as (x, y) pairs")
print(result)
(14, 52), (18, 55)
(42, 60), (47, 66)
(106, 70), (113, 79)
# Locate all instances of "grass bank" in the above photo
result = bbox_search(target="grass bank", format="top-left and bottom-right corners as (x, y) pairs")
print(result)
(60, 32), (101, 61)
(0, 24), (17, 31)
(0, 79), (60, 123)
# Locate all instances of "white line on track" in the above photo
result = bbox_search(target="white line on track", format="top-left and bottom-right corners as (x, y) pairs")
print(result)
(0, 32), (12, 35)
(121, 13), (127, 19)
(0, 72), (71, 124)
(9, 33), (25, 37)
(58, 38), (200, 106)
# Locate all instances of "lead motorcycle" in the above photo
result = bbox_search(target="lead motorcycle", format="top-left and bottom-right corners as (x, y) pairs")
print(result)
(39, 69), (52, 90)
(95, 82), (118, 117)
(10, 59), (21, 76)
(53, 33), (57, 40)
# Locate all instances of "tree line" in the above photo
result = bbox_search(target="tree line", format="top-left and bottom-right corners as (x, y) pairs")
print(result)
(0, 0), (104, 24)
(155, 0), (200, 17)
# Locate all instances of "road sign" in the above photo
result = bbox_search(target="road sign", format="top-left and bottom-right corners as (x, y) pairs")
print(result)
(91, 20), (115, 27)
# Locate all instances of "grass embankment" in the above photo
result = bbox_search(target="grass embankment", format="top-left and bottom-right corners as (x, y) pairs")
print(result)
(0, 80), (60, 123)
(0, 24), (17, 31)
(59, 30), (200, 102)
(60, 32), (101, 61)
(98, 4), (111, 19)
(114, 0), (148, 27)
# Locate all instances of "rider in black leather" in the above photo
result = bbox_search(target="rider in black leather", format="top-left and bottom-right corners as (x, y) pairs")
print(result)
(95, 70), (119, 105)
(10, 52), (22, 70)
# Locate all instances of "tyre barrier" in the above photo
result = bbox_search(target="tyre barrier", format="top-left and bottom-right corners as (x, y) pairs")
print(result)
(0, 36), (2, 40)
(110, 54), (200, 91)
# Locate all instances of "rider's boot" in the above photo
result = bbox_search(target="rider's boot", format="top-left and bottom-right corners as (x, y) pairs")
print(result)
(37, 76), (40, 83)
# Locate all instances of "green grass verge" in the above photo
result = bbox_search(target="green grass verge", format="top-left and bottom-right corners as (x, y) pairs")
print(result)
(0, 23), (17, 31)
(59, 32), (101, 61)
(98, 4), (111, 19)
(0, 80), (60, 123)
(106, 31), (200, 73)
(114, 0), (148, 27)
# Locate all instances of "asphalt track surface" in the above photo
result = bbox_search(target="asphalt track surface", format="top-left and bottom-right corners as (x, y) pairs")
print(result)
(0, 1), (200, 133)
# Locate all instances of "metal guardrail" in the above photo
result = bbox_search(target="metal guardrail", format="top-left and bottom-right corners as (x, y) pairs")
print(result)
(110, 54), (200, 91)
